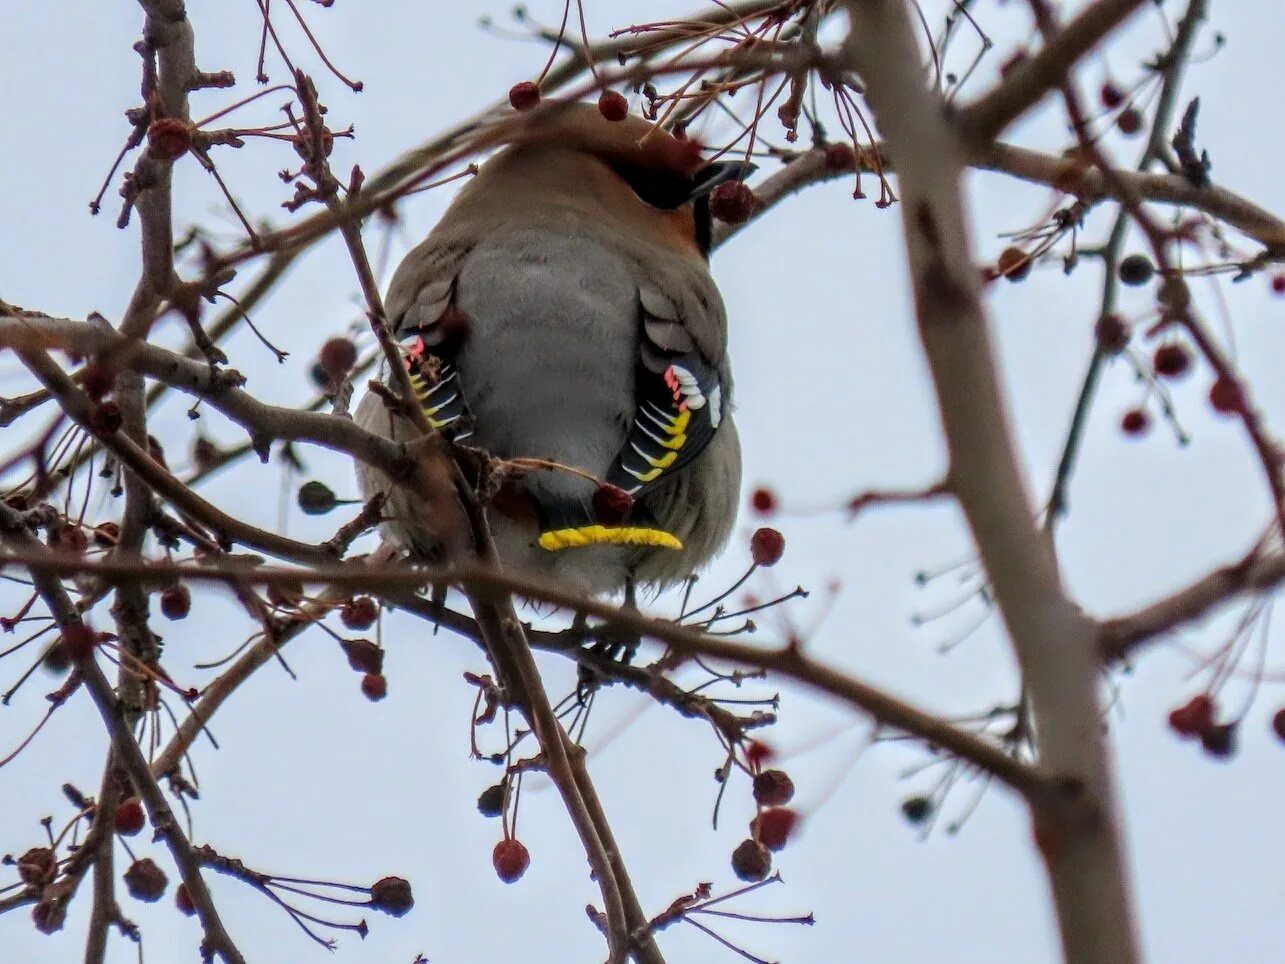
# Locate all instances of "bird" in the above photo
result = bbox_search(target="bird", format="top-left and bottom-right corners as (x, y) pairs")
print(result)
(354, 101), (746, 596)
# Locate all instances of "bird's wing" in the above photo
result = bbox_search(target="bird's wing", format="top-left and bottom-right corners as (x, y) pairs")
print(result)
(603, 282), (728, 500)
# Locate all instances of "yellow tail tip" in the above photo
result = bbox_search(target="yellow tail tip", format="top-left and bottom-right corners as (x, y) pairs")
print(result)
(538, 525), (683, 552)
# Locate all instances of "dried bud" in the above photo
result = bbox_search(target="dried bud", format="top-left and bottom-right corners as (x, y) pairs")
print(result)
(708, 181), (757, 225)
(297, 480), (338, 515)
(147, 117), (193, 161)
(160, 584), (191, 621)
(752, 769), (795, 807)
(750, 807), (797, 851)
(509, 81), (540, 111)
(492, 838), (530, 883)
(730, 838), (772, 882)
(370, 875), (414, 917)
(597, 89), (628, 122)
(361, 673), (388, 702)
(114, 798), (145, 836)
(592, 484), (633, 525)
(319, 337), (358, 380)
(124, 858), (168, 902)
(341, 638), (384, 675)
(341, 596), (379, 631)
(477, 784), (506, 818)
(750, 527), (785, 567)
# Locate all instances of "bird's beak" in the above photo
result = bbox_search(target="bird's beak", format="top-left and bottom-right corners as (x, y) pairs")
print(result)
(686, 160), (757, 201)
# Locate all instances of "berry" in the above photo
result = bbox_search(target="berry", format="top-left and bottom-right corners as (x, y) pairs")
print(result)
(750, 487), (777, 515)
(493, 838), (530, 883)
(114, 798), (145, 836)
(369, 876), (414, 917)
(16, 848), (56, 886)
(318, 337), (357, 380)
(175, 884), (196, 917)
(361, 673), (387, 702)
(53, 525), (88, 554)
(124, 858), (168, 902)
(1152, 343), (1192, 379)
(750, 807), (797, 851)
(61, 622), (96, 661)
(1120, 409), (1150, 437)
(901, 795), (933, 824)
(297, 480), (338, 515)
(752, 769), (795, 807)
(1271, 274), (1285, 295)
(160, 584), (191, 620)
(341, 638), (383, 675)
(744, 740), (775, 769)
(1094, 313), (1129, 354)
(1100, 83), (1125, 109)
(730, 838), (772, 882)
(340, 596), (379, 631)
(477, 784), (506, 818)
(1118, 254), (1154, 286)
(1116, 107), (1143, 136)
(1167, 694), (1215, 738)
(1209, 376), (1246, 416)
(81, 362), (115, 401)
(509, 81), (540, 111)
(708, 181), (756, 225)
(592, 484), (633, 525)
(147, 118), (192, 161)
(1200, 722), (1236, 759)
(750, 527), (785, 567)
(823, 142), (856, 172)
(996, 247), (1030, 282)
(597, 89), (628, 122)
(1271, 708), (1285, 744)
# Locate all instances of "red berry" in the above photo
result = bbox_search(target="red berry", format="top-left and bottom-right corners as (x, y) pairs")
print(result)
(1168, 693), (1215, 738)
(319, 337), (358, 380)
(61, 622), (96, 661)
(1271, 274), (1285, 295)
(749, 527), (785, 567)
(509, 81), (540, 111)
(1100, 83), (1125, 109)
(1094, 313), (1129, 354)
(592, 484), (633, 525)
(730, 838), (772, 881)
(997, 247), (1030, 282)
(750, 807), (798, 851)
(1200, 722), (1236, 759)
(147, 118), (192, 161)
(1152, 343), (1192, 379)
(160, 584), (191, 620)
(124, 858), (168, 902)
(745, 740), (775, 769)
(1116, 107), (1143, 136)
(1272, 708), (1285, 743)
(369, 876), (414, 917)
(1120, 409), (1150, 437)
(708, 181), (756, 225)
(115, 798), (145, 836)
(597, 89), (628, 122)
(1209, 376), (1246, 416)
(823, 142), (856, 172)
(175, 883), (196, 916)
(477, 784), (506, 818)
(340, 596), (378, 631)
(361, 673), (387, 702)
(750, 487), (777, 515)
(492, 838), (530, 883)
(752, 769), (795, 807)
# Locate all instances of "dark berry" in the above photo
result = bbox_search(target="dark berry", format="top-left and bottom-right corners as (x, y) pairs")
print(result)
(1094, 313), (1129, 354)
(1152, 343), (1192, 379)
(1100, 83), (1125, 109)
(1120, 409), (1150, 436)
(160, 584), (190, 621)
(997, 247), (1030, 282)
(1271, 708), (1285, 744)
(1200, 721), (1236, 759)
(750, 527), (785, 567)
(1271, 274), (1285, 295)
(709, 181), (756, 225)
(341, 638), (384, 675)
(341, 596), (379, 631)
(1209, 376), (1246, 416)
(124, 858), (168, 902)
(730, 838), (772, 882)
(823, 142), (856, 172)
(477, 784), (506, 818)
(493, 838), (530, 883)
(370, 876), (414, 917)
(297, 480), (337, 515)
(319, 337), (358, 380)
(901, 795), (933, 824)
(114, 798), (145, 836)
(752, 769), (795, 807)
(361, 673), (387, 702)
(176, 884), (196, 916)
(1116, 107), (1143, 136)
(1118, 254), (1154, 286)
(750, 807), (797, 851)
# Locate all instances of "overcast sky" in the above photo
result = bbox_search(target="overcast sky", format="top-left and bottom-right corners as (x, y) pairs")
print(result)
(2, 2), (1284, 962)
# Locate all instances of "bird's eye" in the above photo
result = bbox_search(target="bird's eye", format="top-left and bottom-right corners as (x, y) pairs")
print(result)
(608, 161), (695, 210)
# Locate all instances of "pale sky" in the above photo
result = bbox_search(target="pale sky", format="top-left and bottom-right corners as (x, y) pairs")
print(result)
(2, 2), (1283, 962)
